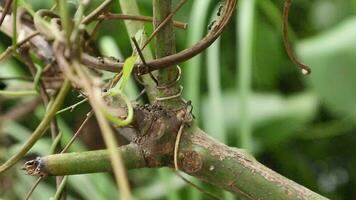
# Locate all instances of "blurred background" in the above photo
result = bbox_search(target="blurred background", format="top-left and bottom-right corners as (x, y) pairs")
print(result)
(1, 0), (355, 199)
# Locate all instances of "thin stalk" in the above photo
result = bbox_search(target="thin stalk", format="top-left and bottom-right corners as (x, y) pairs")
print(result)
(0, 90), (37, 97)
(237, 0), (255, 151)
(50, 132), (63, 154)
(81, 0), (112, 24)
(96, 14), (187, 29)
(257, 0), (296, 40)
(0, 80), (71, 173)
(0, 0), (13, 27)
(58, 0), (71, 43)
(60, 111), (93, 153)
(53, 176), (68, 200)
(56, 98), (88, 115)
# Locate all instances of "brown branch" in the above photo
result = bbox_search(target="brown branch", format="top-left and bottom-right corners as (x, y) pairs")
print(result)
(81, 0), (113, 24)
(0, 0), (12, 27)
(0, 0), (237, 75)
(83, 0), (237, 74)
(283, 0), (311, 75)
(96, 13), (188, 29)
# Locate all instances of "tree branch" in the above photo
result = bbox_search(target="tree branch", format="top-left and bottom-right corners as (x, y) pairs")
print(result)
(179, 126), (328, 200)
(23, 123), (328, 200)
(23, 144), (145, 176)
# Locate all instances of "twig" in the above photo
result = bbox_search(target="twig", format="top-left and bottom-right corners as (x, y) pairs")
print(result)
(56, 98), (88, 115)
(96, 13), (188, 29)
(60, 111), (93, 153)
(282, 0), (311, 75)
(80, 0), (237, 74)
(24, 176), (43, 200)
(0, 0), (12, 27)
(53, 176), (68, 200)
(81, 0), (112, 24)
(131, 37), (158, 85)
(0, 90), (37, 97)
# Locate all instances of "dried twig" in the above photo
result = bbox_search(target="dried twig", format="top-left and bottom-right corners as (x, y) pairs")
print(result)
(96, 13), (187, 29)
(283, 0), (311, 75)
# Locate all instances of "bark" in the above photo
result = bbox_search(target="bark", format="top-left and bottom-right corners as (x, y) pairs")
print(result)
(180, 126), (327, 200)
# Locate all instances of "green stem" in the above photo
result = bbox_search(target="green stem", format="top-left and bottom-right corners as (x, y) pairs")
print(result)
(56, 98), (88, 115)
(179, 127), (328, 200)
(237, 0), (255, 151)
(257, 0), (296, 40)
(58, 0), (71, 43)
(53, 176), (68, 200)
(153, 0), (183, 109)
(0, 79), (71, 173)
(0, 90), (37, 97)
(40, 144), (145, 176)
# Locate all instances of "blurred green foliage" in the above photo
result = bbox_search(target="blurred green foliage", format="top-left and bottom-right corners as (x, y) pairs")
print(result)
(1, 0), (356, 199)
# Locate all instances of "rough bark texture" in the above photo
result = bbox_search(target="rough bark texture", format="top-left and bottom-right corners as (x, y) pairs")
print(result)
(180, 126), (327, 200)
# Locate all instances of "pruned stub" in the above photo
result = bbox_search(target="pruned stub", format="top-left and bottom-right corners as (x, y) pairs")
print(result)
(22, 157), (47, 177)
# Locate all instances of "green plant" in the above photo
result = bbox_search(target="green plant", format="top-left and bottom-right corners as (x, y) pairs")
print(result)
(2, 0), (354, 199)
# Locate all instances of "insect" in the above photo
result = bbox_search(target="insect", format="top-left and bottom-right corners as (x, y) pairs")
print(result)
(217, 3), (224, 16)
(208, 20), (217, 30)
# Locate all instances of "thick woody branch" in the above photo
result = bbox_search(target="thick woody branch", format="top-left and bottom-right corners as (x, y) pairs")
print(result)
(23, 125), (328, 200)
(178, 126), (328, 200)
